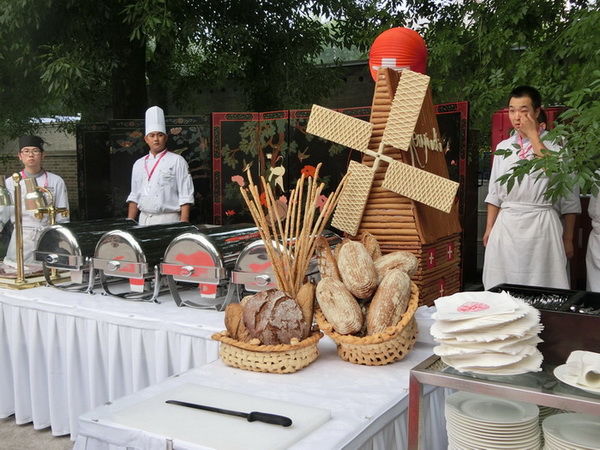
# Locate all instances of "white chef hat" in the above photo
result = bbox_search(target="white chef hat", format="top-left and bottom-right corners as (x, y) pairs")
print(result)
(145, 106), (166, 136)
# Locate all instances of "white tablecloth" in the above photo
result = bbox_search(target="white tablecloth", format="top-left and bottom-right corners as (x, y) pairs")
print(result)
(0, 287), (224, 438)
(74, 338), (448, 450)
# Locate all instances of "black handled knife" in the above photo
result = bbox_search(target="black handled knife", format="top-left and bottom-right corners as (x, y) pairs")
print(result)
(165, 400), (293, 427)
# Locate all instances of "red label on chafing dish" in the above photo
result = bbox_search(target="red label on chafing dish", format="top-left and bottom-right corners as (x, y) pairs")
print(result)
(225, 232), (261, 242)
(249, 261), (272, 273)
(114, 256), (137, 273)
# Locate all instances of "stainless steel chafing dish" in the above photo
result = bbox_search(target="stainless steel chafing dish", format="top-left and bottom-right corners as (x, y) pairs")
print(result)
(34, 218), (138, 291)
(93, 222), (198, 302)
(232, 229), (341, 293)
(161, 224), (260, 310)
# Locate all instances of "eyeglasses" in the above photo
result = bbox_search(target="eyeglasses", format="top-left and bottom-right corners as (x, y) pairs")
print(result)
(20, 149), (42, 155)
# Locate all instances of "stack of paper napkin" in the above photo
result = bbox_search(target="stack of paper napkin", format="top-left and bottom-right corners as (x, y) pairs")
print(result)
(432, 291), (544, 375)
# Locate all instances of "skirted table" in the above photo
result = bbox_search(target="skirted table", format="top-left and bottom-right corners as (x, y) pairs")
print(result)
(0, 286), (224, 438)
(73, 338), (448, 450)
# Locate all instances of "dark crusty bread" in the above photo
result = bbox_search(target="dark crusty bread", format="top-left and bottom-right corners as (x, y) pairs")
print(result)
(242, 289), (309, 345)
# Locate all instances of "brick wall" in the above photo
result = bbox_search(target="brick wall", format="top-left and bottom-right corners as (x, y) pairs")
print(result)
(0, 124), (79, 219)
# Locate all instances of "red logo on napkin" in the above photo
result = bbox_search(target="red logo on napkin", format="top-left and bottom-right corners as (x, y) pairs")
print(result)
(457, 302), (490, 313)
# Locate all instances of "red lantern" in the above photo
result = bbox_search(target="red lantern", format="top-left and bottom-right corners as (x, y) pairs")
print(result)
(368, 27), (427, 81)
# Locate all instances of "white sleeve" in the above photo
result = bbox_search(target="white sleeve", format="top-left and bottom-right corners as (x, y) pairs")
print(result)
(175, 157), (195, 206)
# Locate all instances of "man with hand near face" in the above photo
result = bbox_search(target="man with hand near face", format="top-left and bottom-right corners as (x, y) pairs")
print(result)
(1, 135), (69, 267)
(127, 106), (194, 225)
(482, 86), (580, 290)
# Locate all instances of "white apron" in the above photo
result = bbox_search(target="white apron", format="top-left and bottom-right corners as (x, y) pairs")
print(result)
(138, 211), (181, 225)
(586, 194), (600, 292)
(5, 210), (50, 268)
(483, 202), (569, 290)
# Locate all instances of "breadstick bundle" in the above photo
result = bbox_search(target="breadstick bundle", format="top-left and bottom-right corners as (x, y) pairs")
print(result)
(224, 164), (348, 345)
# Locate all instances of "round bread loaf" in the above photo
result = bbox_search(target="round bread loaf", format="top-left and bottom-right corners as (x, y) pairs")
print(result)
(316, 277), (363, 335)
(242, 289), (309, 345)
(367, 269), (412, 335)
(337, 241), (379, 299)
(375, 251), (418, 283)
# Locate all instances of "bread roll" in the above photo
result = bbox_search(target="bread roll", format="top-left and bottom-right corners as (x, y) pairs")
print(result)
(375, 251), (418, 282)
(361, 231), (382, 261)
(242, 289), (309, 345)
(296, 281), (316, 334)
(337, 241), (379, 299)
(224, 303), (252, 342)
(367, 269), (412, 335)
(224, 303), (243, 338)
(314, 236), (341, 280)
(316, 277), (363, 334)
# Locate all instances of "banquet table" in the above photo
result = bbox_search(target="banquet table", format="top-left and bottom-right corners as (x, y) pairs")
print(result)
(73, 334), (449, 449)
(0, 286), (224, 438)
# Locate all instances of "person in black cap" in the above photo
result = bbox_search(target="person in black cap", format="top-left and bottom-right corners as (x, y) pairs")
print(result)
(0, 135), (69, 268)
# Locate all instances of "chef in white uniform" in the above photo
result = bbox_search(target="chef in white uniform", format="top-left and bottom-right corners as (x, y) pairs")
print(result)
(0, 135), (69, 268)
(127, 106), (194, 225)
(483, 86), (580, 290)
(586, 193), (600, 292)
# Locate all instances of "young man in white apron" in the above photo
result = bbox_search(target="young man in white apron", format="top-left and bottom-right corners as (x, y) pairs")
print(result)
(126, 106), (194, 225)
(1, 135), (70, 268)
(483, 86), (581, 290)
(586, 194), (600, 292)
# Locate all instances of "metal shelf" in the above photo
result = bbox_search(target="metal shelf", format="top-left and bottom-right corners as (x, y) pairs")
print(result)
(407, 354), (600, 449)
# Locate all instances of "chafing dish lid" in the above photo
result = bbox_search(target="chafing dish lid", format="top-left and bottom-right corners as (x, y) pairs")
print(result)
(36, 218), (138, 261)
(94, 222), (198, 265)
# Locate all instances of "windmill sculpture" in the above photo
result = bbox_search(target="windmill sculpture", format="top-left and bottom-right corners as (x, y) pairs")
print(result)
(307, 68), (463, 306)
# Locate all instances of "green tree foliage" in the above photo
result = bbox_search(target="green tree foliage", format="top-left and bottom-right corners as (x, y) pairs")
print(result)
(0, 0), (403, 141)
(418, 0), (600, 197)
(1, 0), (598, 201)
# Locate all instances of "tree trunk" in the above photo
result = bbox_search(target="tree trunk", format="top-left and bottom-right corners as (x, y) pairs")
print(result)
(110, 26), (147, 119)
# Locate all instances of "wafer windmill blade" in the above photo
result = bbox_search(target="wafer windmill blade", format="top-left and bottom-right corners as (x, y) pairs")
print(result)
(306, 69), (459, 236)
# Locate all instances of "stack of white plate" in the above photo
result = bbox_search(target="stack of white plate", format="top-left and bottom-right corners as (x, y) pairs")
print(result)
(538, 406), (564, 447)
(432, 291), (544, 375)
(445, 391), (541, 450)
(542, 413), (600, 449)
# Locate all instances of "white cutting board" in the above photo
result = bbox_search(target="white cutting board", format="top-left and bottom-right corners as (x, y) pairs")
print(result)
(111, 384), (331, 450)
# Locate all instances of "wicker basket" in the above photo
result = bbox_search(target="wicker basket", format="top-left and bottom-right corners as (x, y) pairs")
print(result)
(211, 329), (323, 374)
(315, 282), (419, 366)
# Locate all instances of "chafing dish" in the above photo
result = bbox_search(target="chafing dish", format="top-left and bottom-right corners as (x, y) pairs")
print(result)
(34, 218), (137, 291)
(232, 229), (341, 293)
(161, 224), (260, 310)
(93, 222), (198, 302)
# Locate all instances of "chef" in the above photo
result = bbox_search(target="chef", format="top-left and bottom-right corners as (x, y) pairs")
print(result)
(1, 135), (70, 267)
(482, 86), (580, 290)
(126, 106), (194, 225)
(586, 191), (600, 292)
